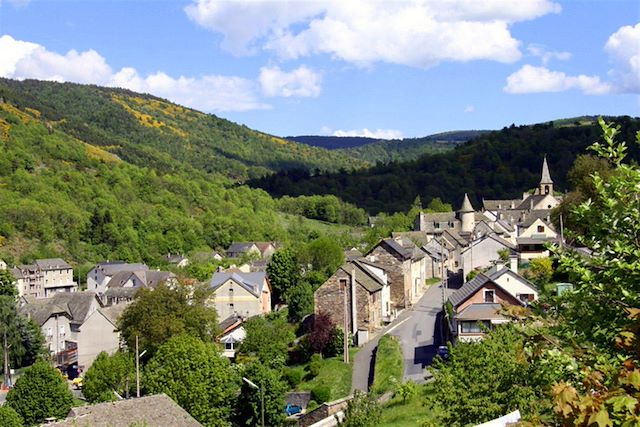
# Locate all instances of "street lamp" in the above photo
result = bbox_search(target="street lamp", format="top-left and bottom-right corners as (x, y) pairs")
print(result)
(242, 376), (264, 427)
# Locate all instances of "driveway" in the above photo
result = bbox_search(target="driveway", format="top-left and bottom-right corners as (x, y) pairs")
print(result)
(351, 281), (454, 391)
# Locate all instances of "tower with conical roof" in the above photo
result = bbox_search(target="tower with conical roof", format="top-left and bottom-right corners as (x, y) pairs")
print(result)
(459, 193), (475, 234)
(537, 156), (554, 195)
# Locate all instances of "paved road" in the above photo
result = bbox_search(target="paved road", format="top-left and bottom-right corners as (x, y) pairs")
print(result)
(351, 282), (453, 391)
(390, 283), (453, 383)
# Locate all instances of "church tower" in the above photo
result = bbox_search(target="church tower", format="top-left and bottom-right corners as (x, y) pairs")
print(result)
(537, 156), (554, 195)
(459, 193), (475, 234)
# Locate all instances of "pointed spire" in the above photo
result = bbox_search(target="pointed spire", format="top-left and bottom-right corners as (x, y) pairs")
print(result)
(540, 156), (553, 184)
(460, 193), (474, 213)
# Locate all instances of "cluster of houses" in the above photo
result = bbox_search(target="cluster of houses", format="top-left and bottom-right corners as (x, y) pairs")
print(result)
(314, 157), (561, 344)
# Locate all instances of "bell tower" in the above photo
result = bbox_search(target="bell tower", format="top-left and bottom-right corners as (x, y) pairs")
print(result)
(538, 156), (553, 196)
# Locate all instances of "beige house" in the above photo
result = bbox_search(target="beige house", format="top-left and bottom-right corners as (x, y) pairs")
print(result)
(11, 258), (77, 298)
(20, 291), (119, 372)
(315, 259), (391, 344)
(209, 271), (271, 320)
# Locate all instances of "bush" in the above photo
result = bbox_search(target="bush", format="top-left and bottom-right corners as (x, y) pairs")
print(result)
(308, 354), (322, 378)
(311, 385), (331, 404)
(307, 400), (319, 412)
(325, 327), (350, 357)
(0, 406), (23, 427)
(284, 367), (303, 388)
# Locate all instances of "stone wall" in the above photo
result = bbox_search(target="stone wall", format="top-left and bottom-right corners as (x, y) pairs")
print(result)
(367, 244), (408, 308)
(314, 268), (381, 334)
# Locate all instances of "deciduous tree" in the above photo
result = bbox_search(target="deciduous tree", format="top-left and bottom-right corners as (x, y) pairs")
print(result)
(82, 351), (135, 403)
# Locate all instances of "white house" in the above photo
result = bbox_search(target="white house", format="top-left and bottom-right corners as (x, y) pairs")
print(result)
(87, 262), (149, 295)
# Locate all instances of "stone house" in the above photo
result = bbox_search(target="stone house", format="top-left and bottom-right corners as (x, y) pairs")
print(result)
(209, 271), (272, 320)
(87, 261), (149, 295)
(365, 237), (426, 309)
(19, 291), (119, 372)
(314, 259), (390, 344)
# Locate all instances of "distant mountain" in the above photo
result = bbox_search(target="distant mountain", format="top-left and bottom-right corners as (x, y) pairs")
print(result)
(0, 78), (366, 181)
(288, 130), (489, 164)
(250, 117), (640, 214)
(286, 135), (378, 150)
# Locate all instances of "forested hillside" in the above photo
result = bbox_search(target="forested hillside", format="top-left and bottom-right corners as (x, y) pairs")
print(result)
(250, 117), (640, 213)
(0, 96), (364, 266)
(0, 79), (365, 181)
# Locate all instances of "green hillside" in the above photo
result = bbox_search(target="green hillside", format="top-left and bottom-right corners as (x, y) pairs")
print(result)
(0, 95), (362, 266)
(0, 79), (366, 181)
(250, 117), (640, 213)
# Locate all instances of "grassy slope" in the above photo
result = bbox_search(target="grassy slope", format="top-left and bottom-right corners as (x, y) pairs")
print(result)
(371, 335), (404, 396)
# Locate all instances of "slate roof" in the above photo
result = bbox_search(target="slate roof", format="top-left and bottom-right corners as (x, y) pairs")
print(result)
(106, 270), (174, 289)
(100, 303), (130, 324)
(339, 260), (386, 294)
(488, 267), (538, 293)
(48, 394), (202, 427)
(482, 198), (524, 211)
(94, 262), (149, 276)
(448, 274), (525, 309)
(516, 194), (548, 211)
(19, 291), (99, 326)
(210, 271), (267, 297)
(456, 303), (506, 321)
(345, 247), (363, 261)
(34, 258), (72, 270)
(380, 238), (425, 261)
(227, 242), (258, 254)
(518, 210), (554, 228)
(540, 156), (553, 184)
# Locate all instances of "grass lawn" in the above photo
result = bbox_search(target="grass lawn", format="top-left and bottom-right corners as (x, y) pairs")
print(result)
(371, 335), (403, 396)
(379, 384), (442, 427)
(293, 347), (358, 402)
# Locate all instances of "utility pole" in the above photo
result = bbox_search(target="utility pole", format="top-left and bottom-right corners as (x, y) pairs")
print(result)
(135, 335), (147, 398)
(559, 213), (564, 247)
(3, 330), (11, 389)
(343, 280), (349, 363)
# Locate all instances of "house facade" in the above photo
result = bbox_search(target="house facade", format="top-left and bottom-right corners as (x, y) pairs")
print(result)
(87, 262), (149, 295)
(209, 271), (272, 320)
(11, 258), (77, 298)
(314, 259), (390, 344)
(460, 234), (515, 278)
(365, 238), (425, 309)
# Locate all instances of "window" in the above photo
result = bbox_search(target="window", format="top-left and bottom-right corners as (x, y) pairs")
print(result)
(47, 327), (53, 337)
(229, 303), (234, 311)
(484, 290), (495, 303)
(339, 279), (348, 289)
(518, 293), (534, 303)
(537, 225), (545, 233)
(460, 321), (491, 334)
(225, 342), (234, 350)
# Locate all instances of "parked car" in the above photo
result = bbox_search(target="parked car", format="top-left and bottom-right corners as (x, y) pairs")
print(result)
(437, 345), (450, 361)
(285, 403), (302, 416)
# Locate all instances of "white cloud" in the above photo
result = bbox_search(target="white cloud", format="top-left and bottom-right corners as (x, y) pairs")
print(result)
(605, 23), (640, 93)
(185, 0), (561, 68)
(464, 105), (475, 113)
(259, 65), (321, 97)
(504, 64), (611, 95)
(527, 44), (571, 65)
(0, 35), (276, 112)
(332, 128), (403, 139)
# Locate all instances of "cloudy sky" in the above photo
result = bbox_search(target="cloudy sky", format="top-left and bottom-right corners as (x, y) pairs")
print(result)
(1, 0), (638, 138)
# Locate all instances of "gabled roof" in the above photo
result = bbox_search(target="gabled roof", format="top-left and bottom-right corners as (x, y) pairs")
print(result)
(380, 238), (426, 261)
(448, 274), (525, 309)
(345, 248), (363, 261)
(516, 194), (553, 211)
(338, 260), (386, 294)
(482, 198), (524, 211)
(93, 262), (149, 276)
(518, 210), (554, 228)
(210, 271), (267, 297)
(48, 394), (202, 427)
(19, 291), (100, 326)
(227, 242), (258, 254)
(456, 303), (507, 321)
(35, 258), (72, 270)
(487, 267), (538, 293)
(461, 233), (516, 255)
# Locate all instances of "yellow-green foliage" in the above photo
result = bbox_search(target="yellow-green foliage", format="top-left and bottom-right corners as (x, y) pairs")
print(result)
(372, 335), (404, 396)
(24, 107), (41, 118)
(81, 141), (121, 163)
(0, 118), (10, 141)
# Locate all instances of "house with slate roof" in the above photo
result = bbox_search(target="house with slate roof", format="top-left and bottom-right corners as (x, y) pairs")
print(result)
(11, 258), (77, 298)
(460, 233), (516, 278)
(365, 237), (426, 309)
(448, 264), (538, 341)
(103, 270), (177, 305)
(314, 259), (391, 344)
(209, 271), (272, 319)
(47, 393), (202, 427)
(87, 261), (149, 295)
(19, 291), (119, 372)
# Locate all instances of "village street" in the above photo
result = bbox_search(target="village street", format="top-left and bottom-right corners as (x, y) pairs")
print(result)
(352, 282), (455, 392)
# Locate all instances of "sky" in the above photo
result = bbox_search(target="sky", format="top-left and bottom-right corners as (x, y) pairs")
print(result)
(0, 0), (638, 139)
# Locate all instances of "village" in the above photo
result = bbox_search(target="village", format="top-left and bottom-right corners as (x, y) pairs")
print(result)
(0, 157), (572, 426)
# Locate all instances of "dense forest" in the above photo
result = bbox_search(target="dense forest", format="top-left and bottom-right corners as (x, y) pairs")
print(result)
(250, 117), (640, 213)
(0, 79), (365, 181)
(0, 90), (365, 267)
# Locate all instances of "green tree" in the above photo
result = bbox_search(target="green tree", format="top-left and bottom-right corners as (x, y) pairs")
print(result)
(238, 315), (294, 368)
(6, 360), (74, 426)
(285, 281), (314, 322)
(0, 269), (17, 298)
(298, 237), (344, 279)
(144, 335), (239, 427)
(1, 297), (45, 372)
(82, 351), (135, 403)
(552, 119), (640, 351)
(524, 257), (553, 287)
(235, 362), (288, 427)
(339, 390), (382, 427)
(118, 282), (218, 356)
(266, 248), (300, 305)
(0, 405), (23, 427)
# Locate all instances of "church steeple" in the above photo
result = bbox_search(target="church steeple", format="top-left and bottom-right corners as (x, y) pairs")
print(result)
(459, 193), (475, 233)
(538, 156), (553, 195)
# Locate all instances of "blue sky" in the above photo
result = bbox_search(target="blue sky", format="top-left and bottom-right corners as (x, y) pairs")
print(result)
(1, 0), (638, 138)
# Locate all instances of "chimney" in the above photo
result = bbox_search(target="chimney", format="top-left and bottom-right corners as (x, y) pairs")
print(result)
(495, 259), (505, 271)
(509, 254), (518, 274)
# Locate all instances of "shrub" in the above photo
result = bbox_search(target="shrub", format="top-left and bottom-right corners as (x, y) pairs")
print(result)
(311, 385), (331, 404)
(308, 354), (322, 378)
(284, 367), (303, 388)
(0, 406), (23, 427)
